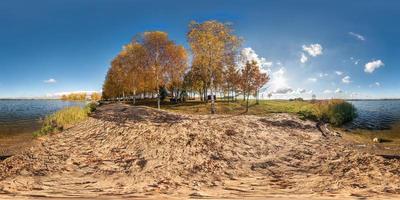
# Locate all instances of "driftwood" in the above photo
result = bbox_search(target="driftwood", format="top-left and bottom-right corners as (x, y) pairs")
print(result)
(316, 122), (341, 137)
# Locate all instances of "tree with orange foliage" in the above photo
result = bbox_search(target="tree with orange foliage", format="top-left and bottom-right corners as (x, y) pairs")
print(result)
(240, 60), (269, 112)
(102, 31), (188, 108)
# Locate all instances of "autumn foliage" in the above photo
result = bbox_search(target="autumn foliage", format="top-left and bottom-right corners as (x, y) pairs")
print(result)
(102, 20), (269, 113)
(61, 93), (87, 101)
(102, 31), (188, 108)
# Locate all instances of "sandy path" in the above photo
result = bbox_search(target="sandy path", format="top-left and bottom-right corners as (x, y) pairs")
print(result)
(0, 103), (400, 199)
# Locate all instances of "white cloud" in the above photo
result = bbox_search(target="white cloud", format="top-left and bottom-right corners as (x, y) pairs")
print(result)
(349, 32), (366, 41)
(318, 73), (328, 78)
(370, 82), (381, 88)
(335, 71), (343, 76)
(307, 78), (317, 82)
(273, 87), (293, 94)
(350, 57), (361, 65)
(44, 78), (57, 84)
(300, 53), (308, 63)
(323, 89), (332, 94)
(342, 76), (351, 84)
(364, 60), (384, 73)
(302, 44), (323, 57)
(239, 47), (272, 73)
(335, 88), (343, 93)
(296, 88), (306, 94)
(270, 68), (290, 93)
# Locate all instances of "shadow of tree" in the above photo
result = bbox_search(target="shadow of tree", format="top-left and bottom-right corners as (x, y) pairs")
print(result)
(91, 104), (189, 125)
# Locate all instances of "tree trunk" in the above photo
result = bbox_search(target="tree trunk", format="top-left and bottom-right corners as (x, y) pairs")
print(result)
(246, 93), (250, 112)
(256, 90), (259, 105)
(133, 90), (136, 105)
(210, 78), (216, 114)
(204, 87), (208, 103)
(228, 89), (230, 103)
(156, 74), (160, 110)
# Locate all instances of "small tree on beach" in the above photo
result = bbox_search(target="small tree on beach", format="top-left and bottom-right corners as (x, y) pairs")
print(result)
(240, 60), (268, 111)
(254, 70), (269, 104)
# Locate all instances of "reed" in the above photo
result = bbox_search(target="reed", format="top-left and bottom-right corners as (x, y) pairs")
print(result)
(299, 99), (357, 126)
(33, 103), (96, 137)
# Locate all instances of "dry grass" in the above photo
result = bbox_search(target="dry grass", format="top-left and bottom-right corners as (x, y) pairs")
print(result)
(33, 103), (96, 137)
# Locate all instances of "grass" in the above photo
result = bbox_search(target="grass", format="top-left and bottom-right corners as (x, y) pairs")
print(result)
(33, 102), (97, 137)
(132, 98), (357, 126)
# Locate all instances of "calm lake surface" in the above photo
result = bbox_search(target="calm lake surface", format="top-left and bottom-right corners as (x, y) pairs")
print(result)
(347, 100), (400, 130)
(0, 100), (86, 155)
(0, 100), (86, 135)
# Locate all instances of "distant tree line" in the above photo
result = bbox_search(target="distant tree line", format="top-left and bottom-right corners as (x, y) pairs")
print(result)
(102, 20), (269, 112)
(61, 92), (101, 101)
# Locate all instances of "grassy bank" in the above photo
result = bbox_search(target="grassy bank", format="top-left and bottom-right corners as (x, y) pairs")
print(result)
(33, 103), (97, 137)
(132, 98), (357, 126)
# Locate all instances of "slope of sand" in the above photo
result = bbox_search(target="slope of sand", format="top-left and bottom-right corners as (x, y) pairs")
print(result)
(1, 103), (400, 199)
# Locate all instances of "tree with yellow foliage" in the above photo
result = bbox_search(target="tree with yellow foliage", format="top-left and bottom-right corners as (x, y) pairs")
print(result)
(187, 20), (241, 114)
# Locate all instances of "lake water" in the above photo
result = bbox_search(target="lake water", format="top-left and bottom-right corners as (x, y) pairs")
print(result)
(347, 100), (400, 130)
(0, 100), (86, 155)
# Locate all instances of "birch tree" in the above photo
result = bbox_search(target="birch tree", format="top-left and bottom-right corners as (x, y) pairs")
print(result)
(187, 20), (240, 114)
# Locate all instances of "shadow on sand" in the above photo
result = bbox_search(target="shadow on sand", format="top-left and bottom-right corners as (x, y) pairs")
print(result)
(91, 103), (190, 124)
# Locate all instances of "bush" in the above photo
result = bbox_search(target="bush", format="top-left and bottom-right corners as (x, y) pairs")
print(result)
(298, 99), (357, 126)
(33, 105), (93, 137)
(86, 102), (98, 112)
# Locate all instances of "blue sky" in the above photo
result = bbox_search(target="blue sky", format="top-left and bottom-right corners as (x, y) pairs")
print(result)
(0, 0), (399, 99)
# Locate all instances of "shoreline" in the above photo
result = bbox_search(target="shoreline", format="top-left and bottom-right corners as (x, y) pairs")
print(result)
(1, 103), (400, 199)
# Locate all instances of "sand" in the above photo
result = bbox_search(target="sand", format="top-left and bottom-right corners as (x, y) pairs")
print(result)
(0, 103), (400, 199)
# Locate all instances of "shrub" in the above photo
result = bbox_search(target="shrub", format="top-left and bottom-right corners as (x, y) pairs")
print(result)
(298, 99), (357, 126)
(86, 102), (98, 112)
(33, 105), (93, 137)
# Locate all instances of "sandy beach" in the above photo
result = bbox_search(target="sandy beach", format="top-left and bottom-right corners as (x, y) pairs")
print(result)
(1, 103), (400, 199)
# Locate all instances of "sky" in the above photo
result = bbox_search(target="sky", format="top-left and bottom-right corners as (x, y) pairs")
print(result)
(0, 0), (399, 99)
